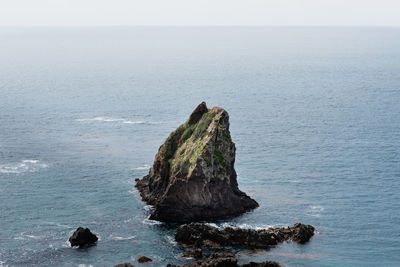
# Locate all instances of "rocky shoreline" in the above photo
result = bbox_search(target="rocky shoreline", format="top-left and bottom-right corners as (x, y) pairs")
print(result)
(109, 222), (315, 266)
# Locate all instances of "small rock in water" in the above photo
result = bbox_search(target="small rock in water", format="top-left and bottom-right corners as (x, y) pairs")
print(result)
(68, 227), (98, 247)
(114, 263), (135, 267)
(137, 256), (152, 263)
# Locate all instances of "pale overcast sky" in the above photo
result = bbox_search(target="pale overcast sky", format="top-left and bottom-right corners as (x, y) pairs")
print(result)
(0, 0), (399, 26)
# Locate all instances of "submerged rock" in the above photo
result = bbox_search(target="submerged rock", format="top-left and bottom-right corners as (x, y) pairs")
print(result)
(68, 227), (98, 247)
(168, 251), (281, 267)
(137, 256), (152, 263)
(114, 263), (135, 267)
(240, 262), (281, 267)
(136, 102), (258, 222)
(175, 223), (315, 249)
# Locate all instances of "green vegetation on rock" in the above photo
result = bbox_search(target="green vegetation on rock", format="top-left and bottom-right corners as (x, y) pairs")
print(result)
(213, 149), (226, 167)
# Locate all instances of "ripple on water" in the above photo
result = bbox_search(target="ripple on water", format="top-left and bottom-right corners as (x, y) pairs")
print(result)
(76, 117), (160, 125)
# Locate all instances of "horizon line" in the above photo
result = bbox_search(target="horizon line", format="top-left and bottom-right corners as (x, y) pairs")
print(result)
(0, 25), (399, 28)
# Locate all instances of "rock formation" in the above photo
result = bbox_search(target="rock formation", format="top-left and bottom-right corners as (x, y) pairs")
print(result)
(136, 102), (258, 222)
(137, 256), (152, 263)
(68, 227), (98, 247)
(175, 223), (315, 249)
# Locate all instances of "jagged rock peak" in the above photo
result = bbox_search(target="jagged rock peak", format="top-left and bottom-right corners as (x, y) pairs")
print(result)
(188, 101), (208, 125)
(136, 102), (258, 222)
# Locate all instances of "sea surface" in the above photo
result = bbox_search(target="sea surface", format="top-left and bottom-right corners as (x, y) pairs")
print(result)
(0, 27), (399, 267)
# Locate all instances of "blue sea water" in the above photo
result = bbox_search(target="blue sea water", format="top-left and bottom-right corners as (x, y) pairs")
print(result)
(0, 27), (399, 267)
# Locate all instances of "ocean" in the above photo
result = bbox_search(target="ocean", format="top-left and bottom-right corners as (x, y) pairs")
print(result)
(0, 27), (399, 266)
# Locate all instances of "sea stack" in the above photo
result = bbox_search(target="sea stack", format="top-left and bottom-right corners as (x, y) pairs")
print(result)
(136, 102), (258, 222)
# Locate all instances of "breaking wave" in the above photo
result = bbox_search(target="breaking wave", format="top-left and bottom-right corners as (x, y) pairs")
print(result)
(0, 160), (48, 174)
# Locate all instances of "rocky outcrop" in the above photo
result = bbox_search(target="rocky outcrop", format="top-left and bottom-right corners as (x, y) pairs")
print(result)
(137, 256), (152, 263)
(136, 102), (258, 222)
(168, 251), (281, 267)
(175, 223), (315, 249)
(68, 227), (98, 247)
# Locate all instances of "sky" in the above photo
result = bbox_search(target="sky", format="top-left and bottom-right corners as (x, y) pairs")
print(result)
(0, 0), (399, 27)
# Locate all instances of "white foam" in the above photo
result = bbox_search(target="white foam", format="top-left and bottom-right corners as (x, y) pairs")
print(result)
(208, 222), (280, 230)
(0, 160), (47, 174)
(111, 235), (136, 241)
(309, 205), (324, 217)
(14, 232), (44, 240)
(76, 117), (159, 125)
(143, 205), (154, 212)
(310, 205), (324, 212)
(0, 260), (8, 267)
(165, 235), (178, 246)
(123, 217), (133, 223)
(134, 165), (151, 170)
(205, 223), (219, 228)
(25, 234), (42, 240)
(142, 218), (162, 225)
(21, 159), (39, 164)
(45, 221), (71, 229)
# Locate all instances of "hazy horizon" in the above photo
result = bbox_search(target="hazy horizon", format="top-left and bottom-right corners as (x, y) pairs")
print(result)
(1, 0), (399, 27)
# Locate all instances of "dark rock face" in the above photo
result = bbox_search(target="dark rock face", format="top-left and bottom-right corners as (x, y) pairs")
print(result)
(137, 256), (152, 263)
(175, 223), (315, 249)
(136, 102), (258, 222)
(114, 263), (135, 267)
(168, 251), (281, 267)
(68, 227), (98, 247)
(188, 101), (208, 125)
(290, 223), (316, 243)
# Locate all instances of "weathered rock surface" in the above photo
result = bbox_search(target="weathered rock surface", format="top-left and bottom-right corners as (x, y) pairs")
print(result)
(137, 256), (152, 263)
(136, 102), (258, 222)
(168, 251), (281, 267)
(175, 223), (315, 249)
(68, 227), (98, 247)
